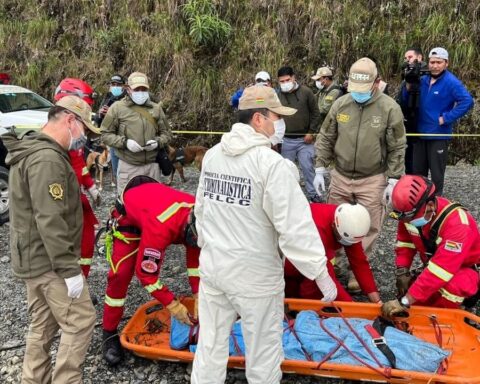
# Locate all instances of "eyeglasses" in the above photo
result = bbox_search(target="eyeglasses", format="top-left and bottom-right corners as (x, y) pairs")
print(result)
(389, 209), (417, 221)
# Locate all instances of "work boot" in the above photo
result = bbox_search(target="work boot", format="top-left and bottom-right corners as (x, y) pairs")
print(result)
(103, 330), (124, 366)
(347, 272), (361, 294)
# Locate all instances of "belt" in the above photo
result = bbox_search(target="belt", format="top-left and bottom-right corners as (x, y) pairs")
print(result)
(116, 225), (141, 235)
(364, 317), (397, 368)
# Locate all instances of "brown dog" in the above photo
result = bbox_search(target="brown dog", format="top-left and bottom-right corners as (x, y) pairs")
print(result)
(86, 146), (112, 191)
(167, 145), (207, 184)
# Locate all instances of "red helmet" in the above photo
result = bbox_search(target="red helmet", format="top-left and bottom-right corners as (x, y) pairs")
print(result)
(390, 175), (435, 220)
(0, 73), (11, 84)
(54, 78), (96, 106)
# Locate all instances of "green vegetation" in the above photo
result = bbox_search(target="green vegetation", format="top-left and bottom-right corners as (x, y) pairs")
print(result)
(0, 0), (478, 160)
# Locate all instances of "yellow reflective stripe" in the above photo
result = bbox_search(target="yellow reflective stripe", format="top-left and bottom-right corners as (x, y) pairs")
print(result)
(330, 257), (336, 266)
(78, 258), (92, 265)
(145, 279), (164, 293)
(439, 288), (464, 303)
(81, 166), (89, 176)
(458, 209), (468, 225)
(404, 223), (419, 235)
(436, 236), (442, 245)
(187, 268), (199, 277)
(427, 261), (453, 282)
(105, 295), (125, 307)
(157, 202), (194, 223)
(396, 241), (416, 249)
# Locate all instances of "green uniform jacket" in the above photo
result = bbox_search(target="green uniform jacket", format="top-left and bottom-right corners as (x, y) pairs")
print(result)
(101, 97), (172, 166)
(316, 82), (343, 127)
(278, 84), (321, 136)
(315, 91), (406, 179)
(3, 131), (82, 279)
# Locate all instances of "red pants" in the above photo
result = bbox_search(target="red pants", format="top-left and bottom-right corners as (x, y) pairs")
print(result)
(284, 259), (353, 302)
(80, 194), (97, 278)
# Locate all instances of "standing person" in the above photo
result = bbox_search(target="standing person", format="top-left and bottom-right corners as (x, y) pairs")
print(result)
(101, 176), (200, 366)
(382, 175), (480, 318)
(94, 74), (127, 186)
(191, 86), (337, 384)
(399, 47), (474, 195)
(397, 47), (427, 174)
(284, 203), (381, 303)
(230, 71), (273, 110)
(311, 66), (344, 127)
(101, 72), (172, 193)
(277, 66), (322, 203)
(314, 57), (406, 291)
(2, 96), (97, 383)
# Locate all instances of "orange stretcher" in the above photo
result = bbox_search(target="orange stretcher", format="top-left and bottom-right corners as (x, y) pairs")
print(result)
(120, 298), (480, 383)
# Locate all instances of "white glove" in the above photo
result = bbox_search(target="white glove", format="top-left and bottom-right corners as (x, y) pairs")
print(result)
(313, 167), (328, 195)
(87, 185), (101, 207)
(144, 139), (158, 152)
(383, 178), (399, 207)
(315, 274), (337, 302)
(65, 274), (84, 299)
(126, 139), (143, 153)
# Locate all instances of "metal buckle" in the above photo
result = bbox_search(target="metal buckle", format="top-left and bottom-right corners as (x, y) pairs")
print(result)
(372, 336), (386, 347)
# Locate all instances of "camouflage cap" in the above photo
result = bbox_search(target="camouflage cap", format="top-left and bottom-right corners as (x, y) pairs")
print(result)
(311, 67), (333, 80)
(55, 95), (100, 134)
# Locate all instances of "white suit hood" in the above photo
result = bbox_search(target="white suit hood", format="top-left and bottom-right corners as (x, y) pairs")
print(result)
(220, 122), (271, 157)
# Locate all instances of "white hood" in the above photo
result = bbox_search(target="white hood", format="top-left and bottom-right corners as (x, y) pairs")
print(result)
(220, 123), (271, 156)
(0, 109), (48, 129)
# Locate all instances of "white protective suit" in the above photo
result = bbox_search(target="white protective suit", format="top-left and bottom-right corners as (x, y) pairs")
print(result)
(191, 123), (331, 384)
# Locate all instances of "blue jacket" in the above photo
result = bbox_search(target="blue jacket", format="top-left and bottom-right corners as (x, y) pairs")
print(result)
(401, 70), (473, 139)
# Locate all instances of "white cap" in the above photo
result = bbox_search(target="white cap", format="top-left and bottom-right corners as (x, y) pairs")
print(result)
(429, 47), (448, 60)
(255, 71), (271, 82)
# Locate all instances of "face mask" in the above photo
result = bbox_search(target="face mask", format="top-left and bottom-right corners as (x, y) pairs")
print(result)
(261, 115), (286, 145)
(315, 81), (324, 90)
(130, 91), (149, 105)
(256, 81), (268, 87)
(280, 81), (294, 93)
(351, 91), (372, 104)
(110, 86), (123, 97)
(68, 121), (87, 151)
(409, 213), (432, 227)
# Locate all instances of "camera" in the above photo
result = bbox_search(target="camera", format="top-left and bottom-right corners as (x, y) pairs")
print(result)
(401, 60), (430, 84)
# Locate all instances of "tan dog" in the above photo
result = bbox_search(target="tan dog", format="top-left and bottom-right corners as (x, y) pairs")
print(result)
(167, 145), (207, 184)
(86, 146), (112, 191)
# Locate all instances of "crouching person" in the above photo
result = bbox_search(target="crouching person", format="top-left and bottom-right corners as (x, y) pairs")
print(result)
(102, 176), (199, 365)
(382, 175), (480, 319)
(285, 203), (381, 303)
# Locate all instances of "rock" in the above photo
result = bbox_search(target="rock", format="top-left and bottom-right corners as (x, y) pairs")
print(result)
(133, 367), (146, 381)
(0, 256), (9, 263)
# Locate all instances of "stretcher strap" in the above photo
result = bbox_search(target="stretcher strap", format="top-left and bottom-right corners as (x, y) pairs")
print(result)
(365, 323), (397, 369)
(284, 316), (313, 361)
(230, 329), (243, 356)
(429, 315), (449, 375)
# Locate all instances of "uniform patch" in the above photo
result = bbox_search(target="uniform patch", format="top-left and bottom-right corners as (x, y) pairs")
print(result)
(141, 260), (158, 273)
(371, 115), (381, 128)
(325, 96), (334, 101)
(444, 240), (462, 252)
(48, 183), (64, 200)
(337, 113), (350, 123)
(144, 248), (162, 259)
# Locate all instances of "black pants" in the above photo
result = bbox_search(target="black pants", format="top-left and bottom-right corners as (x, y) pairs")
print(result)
(412, 139), (448, 195)
(404, 137), (417, 175)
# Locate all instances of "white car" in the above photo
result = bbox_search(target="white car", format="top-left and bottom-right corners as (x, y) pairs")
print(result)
(0, 85), (53, 224)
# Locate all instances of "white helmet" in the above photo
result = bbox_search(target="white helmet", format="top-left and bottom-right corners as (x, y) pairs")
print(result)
(334, 203), (371, 245)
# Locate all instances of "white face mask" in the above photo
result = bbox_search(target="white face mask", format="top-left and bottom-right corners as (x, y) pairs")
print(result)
(316, 80), (324, 90)
(68, 120), (87, 151)
(130, 91), (149, 105)
(280, 81), (294, 93)
(261, 115), (286, 145)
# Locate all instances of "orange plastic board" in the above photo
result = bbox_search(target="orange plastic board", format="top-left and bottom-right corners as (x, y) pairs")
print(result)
(120, 298), (480, 383)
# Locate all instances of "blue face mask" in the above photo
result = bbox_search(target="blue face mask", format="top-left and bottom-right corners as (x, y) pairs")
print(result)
(409, 214), (431, 227)
(351, 91), (372, 104)
(110, 86), (123, 97)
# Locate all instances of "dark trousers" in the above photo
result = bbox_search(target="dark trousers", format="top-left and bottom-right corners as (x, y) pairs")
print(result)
(404, 137), (417, 175)
(412, 139), (448, 195)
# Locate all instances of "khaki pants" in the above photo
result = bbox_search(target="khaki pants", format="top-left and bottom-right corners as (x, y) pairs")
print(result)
(22, 271), (96, 384)
(117, 159), (161, 194)
(327, 169), (387, 258)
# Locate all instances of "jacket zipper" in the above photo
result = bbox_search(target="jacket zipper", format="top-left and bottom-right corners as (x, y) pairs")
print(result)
(351, 106), (363, 178)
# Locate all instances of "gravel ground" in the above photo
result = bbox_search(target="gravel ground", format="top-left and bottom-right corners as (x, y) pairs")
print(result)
(0, 164), (479, 383)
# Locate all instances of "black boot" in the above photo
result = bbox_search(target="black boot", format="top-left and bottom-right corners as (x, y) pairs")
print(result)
(102, 330), (124, 366)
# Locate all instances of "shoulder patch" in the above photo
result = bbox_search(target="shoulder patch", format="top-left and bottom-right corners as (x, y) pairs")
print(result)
(336, 113), (350, 123)
(444, 240), (462, 253)
(325, 96), (334, 101)
(48, 183), (64, 200)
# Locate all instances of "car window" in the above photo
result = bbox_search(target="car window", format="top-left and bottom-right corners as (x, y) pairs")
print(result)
(0, 92), (52, 113)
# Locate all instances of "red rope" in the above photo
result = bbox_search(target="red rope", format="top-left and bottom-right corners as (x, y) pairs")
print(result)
(284, 315), (313, 361)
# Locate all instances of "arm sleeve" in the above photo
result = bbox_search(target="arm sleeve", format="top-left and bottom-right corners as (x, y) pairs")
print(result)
(308, 89), (322, 133)
(262, 158), (329, 281)
(100, 105), (125, 149)
(28, 161), (81, 278)
(385, 103), (406, 178)
(314, 101), (339, 168)
(155, 104), (172, 146)
(194, 158), (207, 249)
(345, 243), (378, 294)
(442, 81), (474, 124)
(185, 245), (200, 294)
(395, 222), (417, 269)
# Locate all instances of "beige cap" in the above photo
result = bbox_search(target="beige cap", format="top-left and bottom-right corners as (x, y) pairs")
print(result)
(311, 67), (333, 80)
(128, 72), (149, 90)
(239, 86), (297, 116)
(55, 96), (100, 134)
(347, 58), (378, 93)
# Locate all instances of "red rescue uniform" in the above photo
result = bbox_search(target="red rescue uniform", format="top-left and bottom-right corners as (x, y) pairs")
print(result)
(69, 148), (98, 277)
(103, 182), (200, 332)
(395, 197), (480, 308)
(284, 203), (378, 301)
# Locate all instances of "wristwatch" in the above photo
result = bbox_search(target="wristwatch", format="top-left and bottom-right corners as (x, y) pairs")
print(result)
(400, 295), (411, 308)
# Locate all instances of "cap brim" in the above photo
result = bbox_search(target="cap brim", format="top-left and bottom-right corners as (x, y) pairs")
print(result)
(311, 75), (321, 80)
(347, 81), (374, 93)
(82, 118), (101, 134)
(130, 83), (149, 90)
(269, 106), (297, 116)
